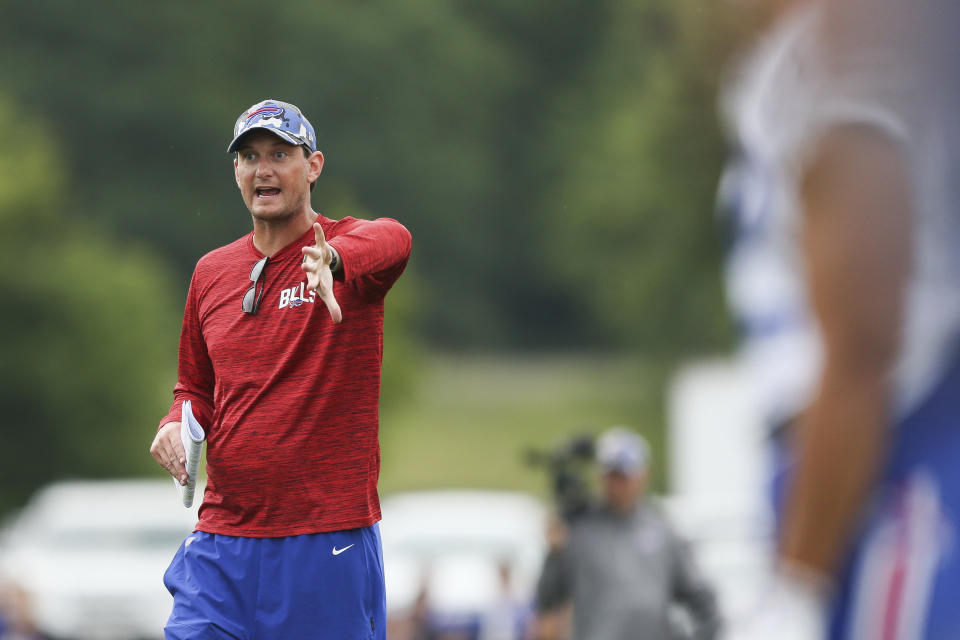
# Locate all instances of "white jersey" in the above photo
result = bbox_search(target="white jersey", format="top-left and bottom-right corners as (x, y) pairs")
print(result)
(720, 1), (960, 425)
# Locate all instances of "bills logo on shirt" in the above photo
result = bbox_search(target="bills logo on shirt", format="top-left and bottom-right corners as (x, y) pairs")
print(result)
(278, 282), (316, 309)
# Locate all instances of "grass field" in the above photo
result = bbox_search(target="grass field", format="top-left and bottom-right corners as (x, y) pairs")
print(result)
(378, 353), (671, 500)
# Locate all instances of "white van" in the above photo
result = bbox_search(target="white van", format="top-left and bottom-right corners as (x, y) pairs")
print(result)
(0, 479), (198, 640)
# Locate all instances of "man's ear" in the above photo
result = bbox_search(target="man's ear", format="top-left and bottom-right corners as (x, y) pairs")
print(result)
(234, 157), (241, 189)
(308, 151), (324, 183)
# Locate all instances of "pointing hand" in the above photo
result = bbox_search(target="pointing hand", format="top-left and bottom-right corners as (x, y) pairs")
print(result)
(301, 222), (343, 324)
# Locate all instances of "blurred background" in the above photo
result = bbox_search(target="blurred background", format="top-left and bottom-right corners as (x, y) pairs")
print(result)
(0, 0), (777, 638)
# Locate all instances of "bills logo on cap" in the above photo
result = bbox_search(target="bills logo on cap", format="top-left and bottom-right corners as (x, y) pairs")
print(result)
(228, 99), (318, 154)
(247, 105), (285, 122)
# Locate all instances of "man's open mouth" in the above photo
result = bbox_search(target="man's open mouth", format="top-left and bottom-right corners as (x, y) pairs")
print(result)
(256, 188), (281, 198)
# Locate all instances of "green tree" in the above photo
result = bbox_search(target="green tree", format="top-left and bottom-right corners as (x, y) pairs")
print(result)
(0, 98), (181, 513)
(537, 0), (745, 355)
(0, 0), (752, 353)
(0, 0), (523, 344)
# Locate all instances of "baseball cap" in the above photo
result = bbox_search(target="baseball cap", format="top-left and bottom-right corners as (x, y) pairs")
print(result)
(595, 427), (649, 474)
(227, 99), (317, 154)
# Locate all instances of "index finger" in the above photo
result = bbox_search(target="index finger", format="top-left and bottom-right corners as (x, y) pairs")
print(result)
(313, 222), (326, 247)
(163, 426), (186, 465)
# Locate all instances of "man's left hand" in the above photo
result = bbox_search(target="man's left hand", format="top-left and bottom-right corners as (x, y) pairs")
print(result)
(301, 222), (342, 324)
(721, 565), (827, 640)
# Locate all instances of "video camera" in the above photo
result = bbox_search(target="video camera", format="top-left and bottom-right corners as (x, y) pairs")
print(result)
(524, 434), (596, 520)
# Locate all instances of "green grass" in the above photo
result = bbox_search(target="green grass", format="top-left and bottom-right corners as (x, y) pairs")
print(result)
(378, 353), (669, 500)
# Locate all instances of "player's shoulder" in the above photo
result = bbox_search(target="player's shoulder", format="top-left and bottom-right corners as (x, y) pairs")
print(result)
(722, 5), (823, 155)
(193, 234), (250, 279)
(325, 214), (406, 232)
(324, 215), (412, 246)
(643, 496), (674, 524)
(323, 215), (362, 235)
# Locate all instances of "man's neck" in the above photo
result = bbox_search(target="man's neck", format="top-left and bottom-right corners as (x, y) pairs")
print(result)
(608, 498), (642, 520)
(251, 209), (318, 257)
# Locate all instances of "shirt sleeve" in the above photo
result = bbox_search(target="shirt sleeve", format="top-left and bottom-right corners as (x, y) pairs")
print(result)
(783, 5), (910, 177)
(327, 217), (412, 302)
(534, 546), (572, 613)
(728, 5), (909, 190)
(670, 532), (721, 640)
(158, 266), (215, 431)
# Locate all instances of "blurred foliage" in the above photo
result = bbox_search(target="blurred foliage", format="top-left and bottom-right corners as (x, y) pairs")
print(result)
(0, 0), (760, 512)
(0, 0), (747, 352)
(540, 0), (749, 355)
(0, 97), (181, 513)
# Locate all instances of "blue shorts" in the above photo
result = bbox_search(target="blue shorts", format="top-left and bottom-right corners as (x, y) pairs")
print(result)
(163, 524), (385, 640)
(827, 351), (960, 639)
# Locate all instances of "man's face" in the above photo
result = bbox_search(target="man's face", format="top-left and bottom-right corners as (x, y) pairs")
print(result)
(233, 130), (323, 222)
(602, 468), (646, 515)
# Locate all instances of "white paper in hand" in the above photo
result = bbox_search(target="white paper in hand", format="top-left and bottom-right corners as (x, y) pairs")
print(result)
(177, 400), (206, 508)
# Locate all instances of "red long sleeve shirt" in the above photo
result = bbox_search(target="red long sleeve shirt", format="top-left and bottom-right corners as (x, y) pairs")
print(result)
(161, 215), (411, 536)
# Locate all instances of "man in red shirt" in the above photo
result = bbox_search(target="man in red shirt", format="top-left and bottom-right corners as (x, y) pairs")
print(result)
(149, 99), (411, 639)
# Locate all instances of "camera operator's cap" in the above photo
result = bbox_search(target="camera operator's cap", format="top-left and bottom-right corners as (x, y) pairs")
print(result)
(227, 99), (317, 154)
(596, 427), (649, 474)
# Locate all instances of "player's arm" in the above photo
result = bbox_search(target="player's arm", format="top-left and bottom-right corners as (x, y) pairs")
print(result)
(670, 534), (721, 639)
(150, 268), (216, 485)
(780, 123), (912, 584)
(301, 222), (342, 323)
(326, 218), (412, 297)
(302, 217), (412, 320)
(529, 605), (572, 640)
(531, 517), (573, 640)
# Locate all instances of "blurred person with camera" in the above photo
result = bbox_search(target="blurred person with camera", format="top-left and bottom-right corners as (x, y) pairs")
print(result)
(148, 99), (411, 639)
(719, 0), (960, 637)
(531, 427), (719, 640)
